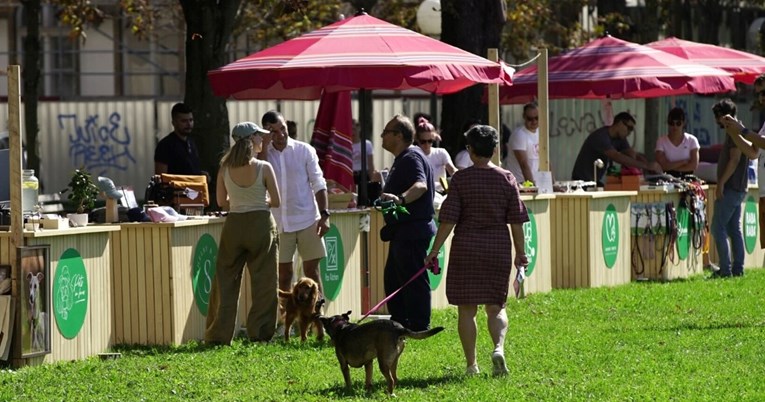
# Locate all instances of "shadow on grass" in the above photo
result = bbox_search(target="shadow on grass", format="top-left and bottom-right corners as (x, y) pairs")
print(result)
(644, 321), (765, 332)
(301, 373), (465, 398)
(111, 334), (335, 356)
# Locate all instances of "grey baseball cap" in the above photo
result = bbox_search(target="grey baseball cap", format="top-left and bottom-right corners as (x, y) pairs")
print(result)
(232, 121), (269, 140)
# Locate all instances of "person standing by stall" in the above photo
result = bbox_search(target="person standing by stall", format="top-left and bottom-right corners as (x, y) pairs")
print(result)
(416, 117), (457, 193)
(425, 124), (528, 376)
(504, 102), (540, 183)
(379, 114), (436, 332)
(259, 110), (330, 320)
(571, 111), (662, 185)
(205, 122), (280, 345)
(655, 107), (700, 177)
(154, 103), (203, 176)
(711, 99), (750, 278)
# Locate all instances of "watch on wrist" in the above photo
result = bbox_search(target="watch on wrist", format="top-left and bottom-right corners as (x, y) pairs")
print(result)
(320, 209), (331, 218)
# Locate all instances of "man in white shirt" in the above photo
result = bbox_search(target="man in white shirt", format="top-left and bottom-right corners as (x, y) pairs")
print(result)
(503, 102), (540, 183)
(260, 110), (330, 305)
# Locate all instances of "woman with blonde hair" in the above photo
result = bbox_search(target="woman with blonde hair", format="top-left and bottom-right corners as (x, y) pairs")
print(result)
(205, 121), (281, 345)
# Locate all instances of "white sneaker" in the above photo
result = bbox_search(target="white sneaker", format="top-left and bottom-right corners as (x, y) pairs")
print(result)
(492, 352), (508, 376)
(465, 364), (480, 376)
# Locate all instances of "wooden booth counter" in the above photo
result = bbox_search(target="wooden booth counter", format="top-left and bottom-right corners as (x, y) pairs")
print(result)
(705, 185), (763, 270)
(630, 186), (707, 281)
(519, 193), (554, 295)
(1, 225), (120, 364)
(368, 209), (453, 315)
(550, 191), (635, 289)
(110, 218), (224, 345)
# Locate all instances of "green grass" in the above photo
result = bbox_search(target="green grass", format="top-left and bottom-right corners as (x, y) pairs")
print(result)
(2, 270), (765, 401)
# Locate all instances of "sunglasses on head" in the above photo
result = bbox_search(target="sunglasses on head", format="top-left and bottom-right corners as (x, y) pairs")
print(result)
(668, 120), (684, 127)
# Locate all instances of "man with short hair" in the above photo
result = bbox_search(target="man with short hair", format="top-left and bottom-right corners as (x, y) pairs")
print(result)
(154, 103), (203, 175)
(378, 114), (436, 331)
(504, 102), (540, 183)
(259, 110), (330, 310)
(571, 111), (662, 185)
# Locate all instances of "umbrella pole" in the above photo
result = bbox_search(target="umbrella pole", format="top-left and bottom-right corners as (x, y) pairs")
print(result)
(538, 48), (549, 172)
(488, 48), (501, 166)
(359, 88), (371, 206)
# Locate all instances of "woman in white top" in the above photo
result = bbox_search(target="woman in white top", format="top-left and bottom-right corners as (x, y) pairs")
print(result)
(415, 117), (457, 193)
(205, 121), (281, 345)
(655, 107), (700, 178)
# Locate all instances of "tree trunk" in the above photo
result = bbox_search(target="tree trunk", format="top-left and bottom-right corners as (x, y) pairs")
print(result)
(639, 0), (661, 162)
(180, 0), (242, 209)
(440, 0), (505, 157)
(21, 0), (41, 186)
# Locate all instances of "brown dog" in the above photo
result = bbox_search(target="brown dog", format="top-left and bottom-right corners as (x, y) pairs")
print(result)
(277, 277), (324, 342)
(319, 311), (444, 395)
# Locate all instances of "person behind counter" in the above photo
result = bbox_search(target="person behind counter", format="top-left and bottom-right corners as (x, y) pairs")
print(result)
(416, 117), (457, 193)
(154, 103), (203, 175)
(504, 102), (540, 184)
(426, 124), (528, 376)
(655, 107), (699, 177)
(352, 119), (377, 185)
(205, 121), (281, 345)
(571, 111), (662, 185)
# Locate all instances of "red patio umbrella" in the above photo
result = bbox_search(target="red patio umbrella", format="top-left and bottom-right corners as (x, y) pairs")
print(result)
(646, 36), (765, 84)
(310, 91), (355, 193)
(500, 35), (735, 104)
(207, 13), (513, 100)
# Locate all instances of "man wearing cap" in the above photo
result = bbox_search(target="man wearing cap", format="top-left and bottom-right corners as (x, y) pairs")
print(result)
(206, 121), (281, 344)
(259, 110), (329, 326)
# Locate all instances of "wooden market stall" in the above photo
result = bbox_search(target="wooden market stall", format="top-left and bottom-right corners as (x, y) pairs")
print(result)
(519, 193), (554, 295)
(550, 191), (634, 289)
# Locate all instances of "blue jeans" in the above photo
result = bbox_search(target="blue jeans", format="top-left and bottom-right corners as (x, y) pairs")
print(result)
(711, 188), (746, 275)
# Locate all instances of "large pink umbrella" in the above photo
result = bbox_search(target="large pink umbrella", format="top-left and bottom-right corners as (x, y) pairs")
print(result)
(208, 13), (512, 100)
(646, 36), (765, 84)
(500, 35), (735, 104)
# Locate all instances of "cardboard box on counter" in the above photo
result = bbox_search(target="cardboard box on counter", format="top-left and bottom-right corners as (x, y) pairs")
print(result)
(41, 216), (69, 229)
(621, 175), (643, 190)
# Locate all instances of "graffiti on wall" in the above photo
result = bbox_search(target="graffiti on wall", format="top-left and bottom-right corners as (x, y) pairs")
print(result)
(58, 112), (137, 175)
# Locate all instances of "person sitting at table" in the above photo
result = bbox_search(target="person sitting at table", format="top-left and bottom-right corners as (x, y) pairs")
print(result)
(416, 117), (457, 193)
(571, 111), (662, 185)
(655, 107), (700, 178)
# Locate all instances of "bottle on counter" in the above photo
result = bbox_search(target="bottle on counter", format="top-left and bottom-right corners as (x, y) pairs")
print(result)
(22, 169), (39, 215)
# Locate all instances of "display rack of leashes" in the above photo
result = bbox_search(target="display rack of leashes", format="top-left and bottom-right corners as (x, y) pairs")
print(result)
(630, 175), (707, 278)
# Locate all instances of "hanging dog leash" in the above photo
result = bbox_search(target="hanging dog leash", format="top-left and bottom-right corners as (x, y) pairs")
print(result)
(358, 259), (440, 323)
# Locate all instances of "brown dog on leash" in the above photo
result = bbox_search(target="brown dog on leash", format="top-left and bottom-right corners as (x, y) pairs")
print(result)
(319, 311), (444, 395)
(278, 277), (324, 342)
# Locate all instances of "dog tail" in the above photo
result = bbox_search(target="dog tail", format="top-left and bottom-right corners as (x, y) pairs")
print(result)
(406, 326), (445, 340)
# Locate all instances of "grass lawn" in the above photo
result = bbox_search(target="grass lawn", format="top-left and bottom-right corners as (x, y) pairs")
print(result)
(1, 269), (764, 401)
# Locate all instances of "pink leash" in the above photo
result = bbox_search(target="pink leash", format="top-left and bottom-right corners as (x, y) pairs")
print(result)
(358, 259), (440, 323)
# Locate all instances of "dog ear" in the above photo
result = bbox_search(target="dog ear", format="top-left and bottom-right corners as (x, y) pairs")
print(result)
(26, 272), (32, 281)
(343, 311), (352, 319)
(36, 272), (44, 281)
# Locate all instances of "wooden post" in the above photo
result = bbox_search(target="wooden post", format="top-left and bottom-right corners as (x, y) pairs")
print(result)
(538, 49), (550, 171)
(488, 48), (500, 166)
(105, 198), (119, 223)
(8, 65), (23, 365)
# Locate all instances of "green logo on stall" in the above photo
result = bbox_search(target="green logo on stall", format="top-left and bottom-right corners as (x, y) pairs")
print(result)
(320, 224), (345, 301)
(53, 248), (89, 339)
(427, 221), (446, 290)
(523, 210), (538, 276)
(192, 234), (218, 316)
(601, 204), (619, 268)
(676, 207), (690, 260)
(744, 196), (758, 254)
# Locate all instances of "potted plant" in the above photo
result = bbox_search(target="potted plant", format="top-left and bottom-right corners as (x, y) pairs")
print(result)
(66, 168), (99, 226)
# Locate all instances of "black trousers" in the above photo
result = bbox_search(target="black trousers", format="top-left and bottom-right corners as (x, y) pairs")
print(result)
(383, 237), (432, 331)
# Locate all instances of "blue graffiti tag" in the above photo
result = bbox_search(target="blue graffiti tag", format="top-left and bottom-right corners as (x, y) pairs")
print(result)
(59, 112), (137, 175)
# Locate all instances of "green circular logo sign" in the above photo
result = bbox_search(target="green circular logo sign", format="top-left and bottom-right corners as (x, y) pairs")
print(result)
(192, 233), (218, 316)
(427, 221), (446, 290)
(676, 207), (690, 260)
(601, 204), (619, 268)
(53, 248), (89, 339)
(743, 196), (758, 254)
(522, 210), (538, 276)
(320, 224), (346, 301)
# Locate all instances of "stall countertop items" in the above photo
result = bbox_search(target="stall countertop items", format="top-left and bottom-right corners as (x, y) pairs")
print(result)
(119, 216), (226, 228)
(555, 191), (637, 199)
(520, 193), (556, 201)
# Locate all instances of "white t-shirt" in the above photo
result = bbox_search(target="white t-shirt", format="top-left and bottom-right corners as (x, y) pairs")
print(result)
(654, 133), (700, 163)
(503, 125), (539, 182)
(454, 149), (473, 169)
(424, 147), (454, 192)
(352, 140), (373, 172)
